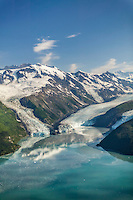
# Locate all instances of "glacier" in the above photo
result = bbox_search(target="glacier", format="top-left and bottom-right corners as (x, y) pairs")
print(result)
(112, 109), (133, 130)
(59, 94), (133, 146)
(18, 93), (133, 161)
(0, 64), (133, 154)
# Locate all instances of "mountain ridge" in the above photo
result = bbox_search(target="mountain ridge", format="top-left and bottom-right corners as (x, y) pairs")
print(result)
(0, 63), (133, 136)
(0, 63), (133, 155)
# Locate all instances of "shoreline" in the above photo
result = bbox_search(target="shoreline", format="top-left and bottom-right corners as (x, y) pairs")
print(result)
(50, 103), (91, 135)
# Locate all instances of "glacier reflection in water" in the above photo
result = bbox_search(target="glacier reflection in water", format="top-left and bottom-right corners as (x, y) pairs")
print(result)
(0, 145), (133, 200)
(0, 94), (133, 199)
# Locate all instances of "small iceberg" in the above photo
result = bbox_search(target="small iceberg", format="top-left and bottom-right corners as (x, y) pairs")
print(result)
(32, 132), (45, 137)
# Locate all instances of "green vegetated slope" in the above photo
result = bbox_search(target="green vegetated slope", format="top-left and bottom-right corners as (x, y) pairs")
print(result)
(94, 100), (133, 128)
(20, 85), (95, 127)
(0, 101), (27, 156)
(98, 118), (133, 155)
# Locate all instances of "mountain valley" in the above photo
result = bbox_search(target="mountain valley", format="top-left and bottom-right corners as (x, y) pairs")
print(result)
(0, 64), (133, 155)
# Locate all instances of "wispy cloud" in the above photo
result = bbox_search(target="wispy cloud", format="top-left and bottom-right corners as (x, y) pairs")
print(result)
(70, 63), (78, 73)
(116, 62), (133, 72)
(66, 33), (81, 39)
(91, 58), (117, 74)
(91, 58), (133, 74)
(33, 38), (59, 65)
(39, 53), (59, 65)
(33, 38), (57, 53)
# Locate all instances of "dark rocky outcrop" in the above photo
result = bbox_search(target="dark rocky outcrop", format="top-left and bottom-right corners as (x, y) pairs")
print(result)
(98, 118), (133, 155)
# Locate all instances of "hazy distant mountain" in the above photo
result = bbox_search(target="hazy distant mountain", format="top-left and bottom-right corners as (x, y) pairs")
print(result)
(115, 70), (133, 80)
(1, 63), (31, 70)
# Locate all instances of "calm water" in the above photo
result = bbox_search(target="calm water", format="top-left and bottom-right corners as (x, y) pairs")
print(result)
(0, 145), (133, 200)
(1, 94), (133, 200)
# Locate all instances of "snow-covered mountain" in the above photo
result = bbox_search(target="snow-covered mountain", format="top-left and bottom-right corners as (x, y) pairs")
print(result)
(0, 63), (133, 134)
(0, 64), (133, 102)
(115, 70), (133, 80)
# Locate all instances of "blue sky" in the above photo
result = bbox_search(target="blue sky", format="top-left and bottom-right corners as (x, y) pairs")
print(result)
(0, 0), (133, 73)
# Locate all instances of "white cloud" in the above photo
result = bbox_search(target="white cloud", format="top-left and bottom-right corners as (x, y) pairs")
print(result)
(116, 62), (133, 72)
(91, 58), (133, 74)
(33, 38), (59, 65)
(70, 64), (78, 73)
(66, 33), (81, 39)
(33, 39), (57, 52)
(39, 52), (59, 65)
(91, 58), (117, 74)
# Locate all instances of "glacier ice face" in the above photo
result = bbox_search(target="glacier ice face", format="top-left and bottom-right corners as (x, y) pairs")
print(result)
(112, 110), (133, 130)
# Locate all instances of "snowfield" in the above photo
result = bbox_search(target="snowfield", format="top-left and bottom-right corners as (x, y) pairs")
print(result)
(0, 64), (133, 136)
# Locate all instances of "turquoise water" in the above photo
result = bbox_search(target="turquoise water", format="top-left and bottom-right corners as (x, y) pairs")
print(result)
(0, 145), (133, 200)
(1, 95), (133, 200)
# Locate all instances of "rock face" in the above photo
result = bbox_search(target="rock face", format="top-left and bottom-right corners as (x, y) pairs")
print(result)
(98, 118), (133, 155)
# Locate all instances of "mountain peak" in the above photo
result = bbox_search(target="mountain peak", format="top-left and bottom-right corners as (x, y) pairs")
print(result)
(0, 63), (133, 104)
(0, 63), (31, 70)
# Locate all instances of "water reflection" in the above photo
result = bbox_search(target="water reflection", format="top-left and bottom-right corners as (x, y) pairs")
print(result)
(108, 151), (133, 163)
